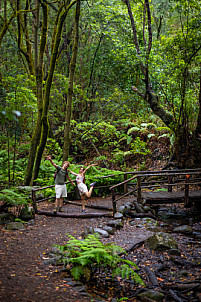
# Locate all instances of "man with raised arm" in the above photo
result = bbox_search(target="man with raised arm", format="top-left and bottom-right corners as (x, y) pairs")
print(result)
(46, 155), (75, 213)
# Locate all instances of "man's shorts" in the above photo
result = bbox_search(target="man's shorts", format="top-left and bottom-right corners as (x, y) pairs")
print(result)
(77, 182), (88, 195)
(55, 184), (67, 198)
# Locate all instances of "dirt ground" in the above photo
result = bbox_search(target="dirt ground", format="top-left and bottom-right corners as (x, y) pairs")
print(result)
(0, 197), (144, 302)
(1, 196), (201, 302)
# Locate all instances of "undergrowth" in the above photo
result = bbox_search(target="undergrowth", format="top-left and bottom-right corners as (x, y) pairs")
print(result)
(55, 233), (145, 286)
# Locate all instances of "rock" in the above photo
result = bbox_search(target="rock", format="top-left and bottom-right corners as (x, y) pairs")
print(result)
(93, 228), (109, 238)
(118, 206), (126, 214)
(6, 221), (26, 230)
(100, 225), (115, 235)
(81, 226), (95, 238)
(114, 212), (123, 219)
(0, 213), (15, 225)
(19, 206), (35, 221)
(146, 232), (178, 251)
(173, 225), (193, 234)
(137, 289), (164, 302)
(107, 220), (123, 230)
(143, 205), (152, 212)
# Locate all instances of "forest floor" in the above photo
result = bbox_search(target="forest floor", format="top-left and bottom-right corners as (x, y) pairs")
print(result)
(0, 196), (201, 302)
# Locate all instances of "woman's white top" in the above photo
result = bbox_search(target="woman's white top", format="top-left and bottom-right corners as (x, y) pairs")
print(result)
(76, 174), (84, 183)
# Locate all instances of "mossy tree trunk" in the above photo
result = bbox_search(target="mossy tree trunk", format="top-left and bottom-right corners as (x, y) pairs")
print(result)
(63, 0), (81, 161)
(23, 0), (77, 185)
(23, 0), (45, 185)
(31, 0), (76, 184)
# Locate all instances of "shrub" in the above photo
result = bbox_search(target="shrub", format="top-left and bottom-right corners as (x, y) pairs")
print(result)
(55, 233), (145, 285)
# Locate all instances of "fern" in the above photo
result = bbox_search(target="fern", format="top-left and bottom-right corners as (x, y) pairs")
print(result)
(55, 233), (144, 285)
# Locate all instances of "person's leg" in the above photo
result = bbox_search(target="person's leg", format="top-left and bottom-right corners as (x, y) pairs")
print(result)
(58, 185), (67, 211)
(55, 185), (63, 212)
(81, 195), (86, 212)
(55, 198), (59, 208)
(85, 186), (94, 198)
(59, 197), (63, 211)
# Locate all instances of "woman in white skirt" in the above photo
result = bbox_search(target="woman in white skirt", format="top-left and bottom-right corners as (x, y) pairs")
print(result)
(68, 164), (97, 213)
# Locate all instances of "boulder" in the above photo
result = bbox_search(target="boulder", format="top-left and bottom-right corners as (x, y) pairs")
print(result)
(93, 228), (109, 238)
(6, 221), (26, 230)
(19, 206), (35, 221)
(138, 289), (164, 302)
(173, 225), (193, 234)
(146, 232), (178, 251)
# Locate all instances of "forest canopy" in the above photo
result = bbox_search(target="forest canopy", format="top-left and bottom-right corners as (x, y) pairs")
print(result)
(1, 0), (201, 187)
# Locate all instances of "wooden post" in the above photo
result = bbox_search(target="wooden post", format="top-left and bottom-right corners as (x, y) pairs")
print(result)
(184, 175), (190, 207)
(137, 176), (141, 203)
(168, 175), (173, 192)
(31, 189), (38, 213)
(124, 174), (128, 194)
(111, 188), (116, 217)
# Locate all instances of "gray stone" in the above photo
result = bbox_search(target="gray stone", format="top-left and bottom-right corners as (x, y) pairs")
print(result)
(143, 205), (152, 212)
(107, 220), (123, 229)
(101, 225), (115, 235)
(124, 203), (131, 211)
(94, 228), (109, 238)
(118, 205), (126, 213)
(67, 281), (83, 287)
(173, 225), (193, 234)
(81, 226), (95, 238)
(74, 286), (86, 292)
(138, 289), (164, 302)
(125, 201), (133, 207)
(114, 212), (123, 219)
(146, 232), (178, 251)
(6, 221), (26, 230)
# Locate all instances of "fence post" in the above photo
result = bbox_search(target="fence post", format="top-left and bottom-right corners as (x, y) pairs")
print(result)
(31, 189), (37, 213)
(184, 174), (190, 207)
(168, 175), (173, 192)
(111, 188), (116, 217)
(137, 176), (141, 203)
(124, 174), (128, 194)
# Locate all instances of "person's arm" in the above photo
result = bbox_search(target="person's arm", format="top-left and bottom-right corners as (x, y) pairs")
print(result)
(83, 163), (98, 174)
(46, 155), (58, 169)
(67, 169), (78, 176)
(67, 175), (76, 186)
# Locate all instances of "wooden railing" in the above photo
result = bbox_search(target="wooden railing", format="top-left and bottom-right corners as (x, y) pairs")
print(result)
(31, 169), (201, 216)
(110, 169), (201, 214)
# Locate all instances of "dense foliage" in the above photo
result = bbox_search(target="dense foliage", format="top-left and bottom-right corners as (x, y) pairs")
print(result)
(1, 0), (201, 191)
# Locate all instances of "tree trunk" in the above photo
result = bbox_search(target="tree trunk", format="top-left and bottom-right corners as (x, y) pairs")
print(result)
(126, 0), (201, 169)
(23, 1), (47, 185)
(63, 0), (81, 161)
(31, 0), (77, 183)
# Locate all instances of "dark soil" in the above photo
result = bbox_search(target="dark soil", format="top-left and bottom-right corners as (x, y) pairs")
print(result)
(1, 197), (201, 302)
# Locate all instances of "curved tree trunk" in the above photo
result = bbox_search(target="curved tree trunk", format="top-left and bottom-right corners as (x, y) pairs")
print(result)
(126, 0), (201, 168)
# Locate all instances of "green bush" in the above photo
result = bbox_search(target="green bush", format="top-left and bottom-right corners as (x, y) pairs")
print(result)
(55, 233), (145, 285)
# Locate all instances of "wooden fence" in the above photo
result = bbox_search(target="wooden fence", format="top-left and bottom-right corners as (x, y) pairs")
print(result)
(31, 169), (201, 216)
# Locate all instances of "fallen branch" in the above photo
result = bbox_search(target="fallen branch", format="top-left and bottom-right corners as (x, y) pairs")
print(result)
(168, 289), (184, 302)
(143, 266), (159, 287)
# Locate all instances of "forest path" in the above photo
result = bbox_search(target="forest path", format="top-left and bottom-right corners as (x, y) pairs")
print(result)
(0, 196), (149, 302)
